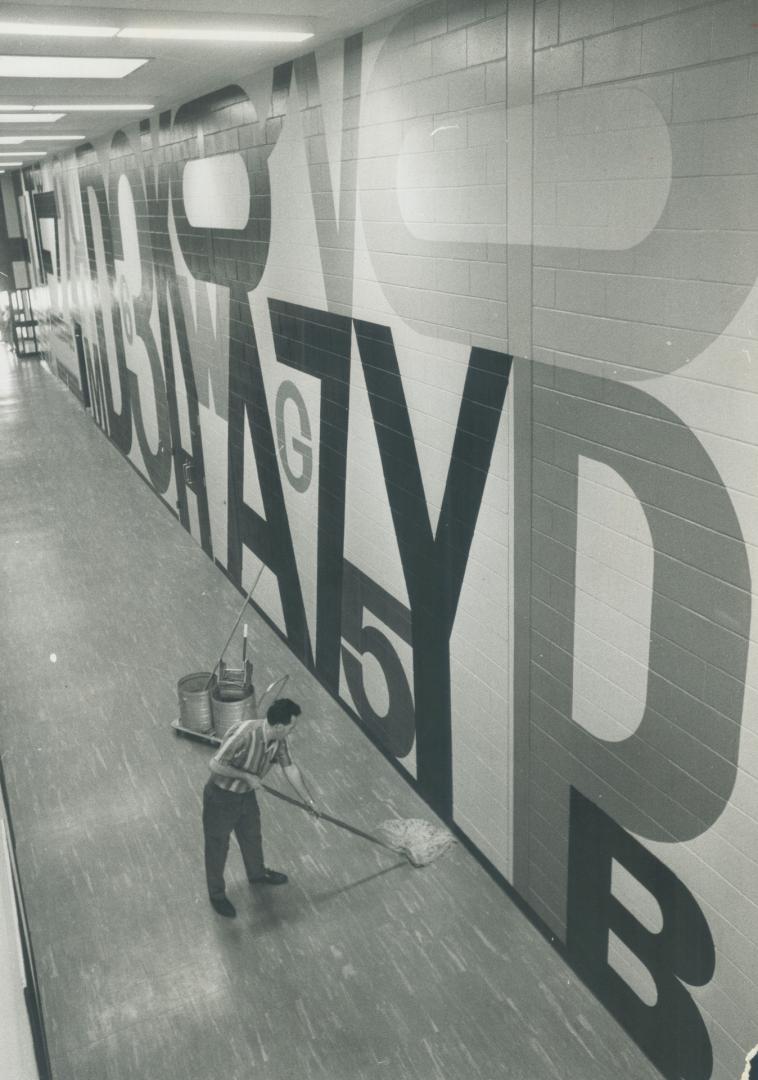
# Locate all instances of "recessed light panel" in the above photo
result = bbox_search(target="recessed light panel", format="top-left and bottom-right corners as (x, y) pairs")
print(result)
(0, 113), (64, 123)
(34, 104), (154, 112)
(118, 27), (312, 42)
(3, 137), (84, 147)
(0, 22), (119, 38)
(0, 56), (148, 79)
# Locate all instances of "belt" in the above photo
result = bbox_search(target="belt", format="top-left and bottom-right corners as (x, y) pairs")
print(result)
(208, 778), (261, 793)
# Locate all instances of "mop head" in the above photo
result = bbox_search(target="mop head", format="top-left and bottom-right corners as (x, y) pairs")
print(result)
(375, 818), (457, 867)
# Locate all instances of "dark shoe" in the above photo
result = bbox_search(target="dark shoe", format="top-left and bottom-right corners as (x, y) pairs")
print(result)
(249, 869), (288, 886)
(210, 895), (236, 918)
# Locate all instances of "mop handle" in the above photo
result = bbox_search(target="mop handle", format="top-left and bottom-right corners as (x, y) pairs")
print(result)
(205, 565), (264, 690)
(261, 783), (399, 855)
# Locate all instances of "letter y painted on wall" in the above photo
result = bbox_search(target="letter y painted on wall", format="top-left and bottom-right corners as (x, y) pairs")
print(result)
(354, 320), (512, 817)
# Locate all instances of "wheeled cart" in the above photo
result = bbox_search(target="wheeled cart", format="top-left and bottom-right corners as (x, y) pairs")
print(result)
(170, 719), (221, 745)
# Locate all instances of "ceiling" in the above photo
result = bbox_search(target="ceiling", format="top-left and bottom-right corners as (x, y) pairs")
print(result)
(0, 0), (421, 160)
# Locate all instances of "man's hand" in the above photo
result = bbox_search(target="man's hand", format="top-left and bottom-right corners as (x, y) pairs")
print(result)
(282, 763), (319, 814)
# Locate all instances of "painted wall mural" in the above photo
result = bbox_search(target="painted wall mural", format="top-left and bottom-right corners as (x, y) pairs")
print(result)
(0, 175), (29, 289)
(19, 2), (758, 1078)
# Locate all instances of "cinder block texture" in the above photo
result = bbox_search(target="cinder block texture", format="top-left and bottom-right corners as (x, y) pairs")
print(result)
(19, 3), (758, 1080)
(531, 6), (758, 1080)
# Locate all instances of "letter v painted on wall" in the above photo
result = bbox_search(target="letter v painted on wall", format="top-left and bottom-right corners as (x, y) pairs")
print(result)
(354, 321), (512, 818)
(272, 32), (362, 314)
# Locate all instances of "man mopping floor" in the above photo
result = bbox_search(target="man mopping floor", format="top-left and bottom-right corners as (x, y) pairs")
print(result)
(202, 698), (319, 918)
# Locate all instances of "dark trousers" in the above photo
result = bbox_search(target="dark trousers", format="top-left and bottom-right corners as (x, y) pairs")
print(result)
(202, 780), (265, 899)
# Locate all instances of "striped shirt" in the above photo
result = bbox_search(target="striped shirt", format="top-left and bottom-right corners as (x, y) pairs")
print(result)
(210, 718), (293, 793)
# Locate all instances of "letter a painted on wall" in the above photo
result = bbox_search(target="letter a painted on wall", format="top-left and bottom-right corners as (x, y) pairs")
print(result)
(226, 285), (311, 665)
(566, 787), (715, 1080)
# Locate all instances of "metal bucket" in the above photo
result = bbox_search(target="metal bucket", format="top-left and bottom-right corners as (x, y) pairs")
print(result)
(177, 672), (215, 734)
(211, 681), (255, 739)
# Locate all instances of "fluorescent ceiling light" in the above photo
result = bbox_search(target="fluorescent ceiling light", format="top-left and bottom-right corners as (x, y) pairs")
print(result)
(1, 136), (84, 145)
(33, 103), (154, 112)
(0, 151), (44, 157)
(0, 56), (147, 79)
(0, 104), (153, 112)
(17, 135), (85, 142)
(118, 27), (312, 42)
(0, 161), (23, 166)
(0, 113), (64, 123)
(0, 22), (118, 38)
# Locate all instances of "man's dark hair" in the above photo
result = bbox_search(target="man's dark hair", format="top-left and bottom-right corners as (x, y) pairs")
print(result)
(267, 698), (302, 727)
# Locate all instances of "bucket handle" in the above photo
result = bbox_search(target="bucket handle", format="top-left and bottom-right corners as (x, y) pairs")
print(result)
(256, 675), (289, 717)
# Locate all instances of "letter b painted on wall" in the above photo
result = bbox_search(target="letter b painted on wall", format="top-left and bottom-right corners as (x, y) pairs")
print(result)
(566, 788), (715, 1080)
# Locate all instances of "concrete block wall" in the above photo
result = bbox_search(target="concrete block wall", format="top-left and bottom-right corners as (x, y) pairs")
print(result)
(18, 1), (758, 1078)
(528, 3), (758, 1079)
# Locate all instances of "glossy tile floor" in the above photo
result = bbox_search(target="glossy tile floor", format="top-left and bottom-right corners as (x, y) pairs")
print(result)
(0, 347), (664, 1080)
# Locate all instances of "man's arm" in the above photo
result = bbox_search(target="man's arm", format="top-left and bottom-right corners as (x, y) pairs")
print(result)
(209, 757), (260, 787)
(209, 723), (259, 788)
(281, 763), (318, 814)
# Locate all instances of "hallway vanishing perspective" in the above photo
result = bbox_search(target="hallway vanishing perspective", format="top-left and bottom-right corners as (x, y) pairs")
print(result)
(0, 346), (664, 1079)
(2, 1), (758, 1078)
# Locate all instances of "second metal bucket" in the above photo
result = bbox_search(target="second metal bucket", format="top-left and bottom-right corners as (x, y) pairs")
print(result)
(211, 681), (255, 739)
(177, 672), (216, 734)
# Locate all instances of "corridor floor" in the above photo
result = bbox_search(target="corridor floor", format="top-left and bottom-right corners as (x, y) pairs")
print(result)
(0, 347), (663, 1080)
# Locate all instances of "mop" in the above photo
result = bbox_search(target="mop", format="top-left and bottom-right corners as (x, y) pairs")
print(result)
(261, 784), (456, 868)
(205, 565), (265, 690)
(206, 572), (455, 868)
